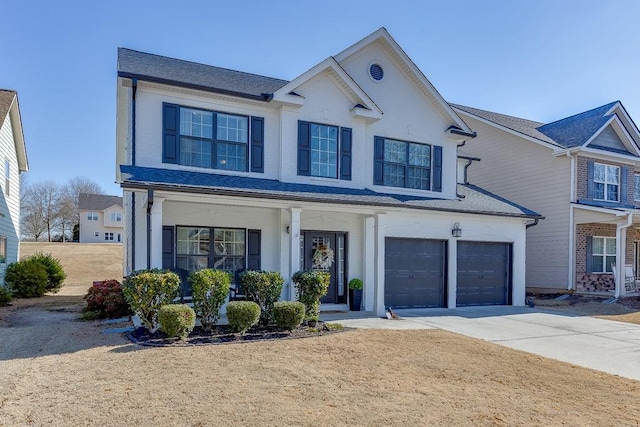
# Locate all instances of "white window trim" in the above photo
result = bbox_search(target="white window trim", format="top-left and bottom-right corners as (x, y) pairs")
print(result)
(594, 162), (620, 202)
(592, 236), (616, 274)
(634, 174), (640, 201)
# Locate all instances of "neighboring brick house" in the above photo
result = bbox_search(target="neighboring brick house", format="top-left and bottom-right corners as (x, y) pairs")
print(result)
(78, 193), (124, 243)
(452, 102), (640, 296)
(0, 90), (28, 285)
(115, 28), (541, 315)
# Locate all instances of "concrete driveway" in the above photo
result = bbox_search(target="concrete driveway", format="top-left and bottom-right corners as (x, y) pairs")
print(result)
(322, 306), (640, 381)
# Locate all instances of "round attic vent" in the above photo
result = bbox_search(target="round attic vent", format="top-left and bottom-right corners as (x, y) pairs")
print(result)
(369, 63), (384, 81)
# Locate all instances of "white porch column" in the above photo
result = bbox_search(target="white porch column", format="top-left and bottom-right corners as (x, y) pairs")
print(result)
(149, 197), (164, 269)
(615, 213), (633, 298)
(363, 216), (375, 311)
(373, 213), (386, 316)
(447, 238), (457, 308)
(288, 207), (302, 301)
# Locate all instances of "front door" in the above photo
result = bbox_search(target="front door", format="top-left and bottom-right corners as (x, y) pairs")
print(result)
(301, 232), (345, 304)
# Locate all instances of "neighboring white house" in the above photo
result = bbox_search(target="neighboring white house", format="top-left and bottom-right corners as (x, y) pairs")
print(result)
(78, 193), (124, 243)
(115, 28), (540, 315)
(452, 102), (640, 297)
(0, 90), (28, 285)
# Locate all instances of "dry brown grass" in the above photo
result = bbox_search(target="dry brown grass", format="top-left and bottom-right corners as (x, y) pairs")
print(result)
(1, 243), (640, 426)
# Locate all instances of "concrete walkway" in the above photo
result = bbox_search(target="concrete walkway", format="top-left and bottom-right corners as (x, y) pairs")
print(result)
(321, 306), (640, 381)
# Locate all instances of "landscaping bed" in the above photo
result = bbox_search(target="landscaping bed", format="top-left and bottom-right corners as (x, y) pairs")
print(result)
(127, 322), (348, 346)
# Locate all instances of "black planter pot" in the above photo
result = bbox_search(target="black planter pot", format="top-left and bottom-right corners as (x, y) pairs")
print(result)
(349, 288), (362, 311)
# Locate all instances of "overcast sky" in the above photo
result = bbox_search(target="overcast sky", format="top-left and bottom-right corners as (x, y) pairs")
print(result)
(2, 0), (639, 195)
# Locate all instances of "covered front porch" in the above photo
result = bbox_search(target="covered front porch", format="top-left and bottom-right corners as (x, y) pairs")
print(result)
(573, 204), (640, 297)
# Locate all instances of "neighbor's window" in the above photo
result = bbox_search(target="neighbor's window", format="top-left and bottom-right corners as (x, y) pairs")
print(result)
(110, 212), (122, 222)
(94, 232), (99, 237)
(178, 107), (248, 171)
(0, 236), (6, 263)
(592, 236), (616, 273)
(176, 226), (245, 279)
(87, 212), (98, 221)
(593, 163), (620, 202)
(383, 138), (431, 190)
(104, 232), (114, 241)
(4, 159), (9, 197)
(635, 174), (640, 201)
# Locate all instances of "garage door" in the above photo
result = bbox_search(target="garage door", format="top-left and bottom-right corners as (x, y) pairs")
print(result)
(385, 238), (446, 308)
(457, 242), (511, 306)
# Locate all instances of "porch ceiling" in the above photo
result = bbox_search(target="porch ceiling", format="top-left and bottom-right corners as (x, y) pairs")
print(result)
(573, 203), (638, 225)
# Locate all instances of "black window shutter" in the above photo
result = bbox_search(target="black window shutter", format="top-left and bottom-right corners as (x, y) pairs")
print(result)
(340, 127), (352, 180)
(433, 145), (443, 192)
(586, 236), (593, 274)
(162, 103), (178, 164)
(373, 136), (385, 185)
(621, 166), (628, 204)
(250, 116), (264, 173)
(162, 226), (175, 270)
(587, 160), (595, 199)
(247, 229), (261, 270)
(297, 121), (311, 176)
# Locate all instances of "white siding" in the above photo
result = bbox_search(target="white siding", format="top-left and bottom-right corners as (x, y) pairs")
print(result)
(459, 116), (571, 289)
(79, 207), (123, 243)
(0, 114), (20, 283)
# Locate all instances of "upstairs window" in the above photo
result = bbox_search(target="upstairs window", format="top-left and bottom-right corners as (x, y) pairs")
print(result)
(163, 104), (264, 173)
(110, 212), (122, 222)
(297, 121), (352, 180)
(593, 163), (619, 201)
(635, 174), (640, 201)
(374, 137), (442, 191)
(87, 212), (98, 221)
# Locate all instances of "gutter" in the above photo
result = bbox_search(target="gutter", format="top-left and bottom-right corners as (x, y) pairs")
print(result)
(146, 189), (154, 270)
(447, 125), (477, 139)
(525, 218), (540, 229)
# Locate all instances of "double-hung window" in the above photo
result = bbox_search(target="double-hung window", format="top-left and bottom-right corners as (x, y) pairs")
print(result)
(634, 174), (640, 201)
(593, 163), (620, 201)
(176, 227), (246, 279)
(374, 137), (441, 191)
(110, 212), (122, 222)
(87, 212), (98, 221)
(297, 121), (352, 180)
(591, 236), (616, 273)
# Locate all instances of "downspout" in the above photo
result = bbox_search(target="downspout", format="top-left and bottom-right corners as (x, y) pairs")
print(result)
(146, 189), (154, 270)
(615, 211), (634, 298)
(567, 150), (576, 290)
(130, 78), (138, 272)
(526, 218), (540, 229)
(131, 192), (136, 272)
(456, 140), (468, 199)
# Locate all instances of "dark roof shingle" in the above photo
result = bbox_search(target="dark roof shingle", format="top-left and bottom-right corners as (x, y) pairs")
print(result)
(117, 48), (289, 100)
(78, 193), (123, 211)
(0, 90), (16, 122)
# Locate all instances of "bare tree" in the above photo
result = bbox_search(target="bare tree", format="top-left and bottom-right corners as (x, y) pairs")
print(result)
(22, 180), (60, 242)
(21, 179), (48, 241)
(59, 177), (103, 241)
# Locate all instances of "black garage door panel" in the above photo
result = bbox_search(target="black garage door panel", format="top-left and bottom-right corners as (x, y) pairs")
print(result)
(457, 242), (510, 306)
(385, 238), (445, 308)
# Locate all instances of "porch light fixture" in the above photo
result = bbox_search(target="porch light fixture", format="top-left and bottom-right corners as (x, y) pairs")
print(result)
(452, 222), (462, 238)
(286, 226), (290, 234)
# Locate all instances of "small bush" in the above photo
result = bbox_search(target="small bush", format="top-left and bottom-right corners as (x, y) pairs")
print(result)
(5, 259), (48, 298)
(28, 253), (66, 293)
(273, 301), (305, 331)
(239, 270), (284, 325)
(84, 280), (131, 319)
(0, 286), (12, 306)
(226, 301), (260, 334)
(348, 278), (363, 290)
(158, 304), (196, 340)
(292, 271), (330, 320)
(189, 269), (231, 332)
(122, 269), (180, 333)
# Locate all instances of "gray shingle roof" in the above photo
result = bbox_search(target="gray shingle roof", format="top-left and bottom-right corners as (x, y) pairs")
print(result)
(119, 165), (541, 219)
(0, 89), (16, 122)
(117, 48), (289, 101)
(78, 193), (123, 211)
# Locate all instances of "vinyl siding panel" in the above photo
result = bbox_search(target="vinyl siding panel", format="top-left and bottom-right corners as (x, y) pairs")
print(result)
(460, 117), (571, 289)
(0, 114), (21, 284)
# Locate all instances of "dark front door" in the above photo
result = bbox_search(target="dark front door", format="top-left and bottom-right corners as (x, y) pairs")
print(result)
(302, 232), (345, 304)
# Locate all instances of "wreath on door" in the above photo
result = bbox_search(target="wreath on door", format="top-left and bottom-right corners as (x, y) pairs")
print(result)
(312, 245), (334, 270)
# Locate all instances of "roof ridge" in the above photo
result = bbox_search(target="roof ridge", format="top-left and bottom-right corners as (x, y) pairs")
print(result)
(537, 101), (619, 129)
(118, 47), (289, 84)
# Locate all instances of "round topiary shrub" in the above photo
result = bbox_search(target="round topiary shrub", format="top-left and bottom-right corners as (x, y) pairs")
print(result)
(84, 280), (131, 319)
(158, 304), (196, 340)
(273, 301), (305, 331)
(226, 301), (260, 334)
(28, 253), (66, 293)
(0, 286), (12, 306)
(5, 259), (48, 298)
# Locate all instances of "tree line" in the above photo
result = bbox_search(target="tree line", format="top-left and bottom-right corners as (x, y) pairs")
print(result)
(21, 176), (104, 242)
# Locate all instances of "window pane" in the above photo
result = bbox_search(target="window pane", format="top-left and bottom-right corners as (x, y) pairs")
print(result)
(606, 166), (619, 184)
(409, 143), (430, 167)
(635, 175), (640, 200)
(177, 227), (209, 255)
(594, 164), (606, 182)
(592, 237), (604, 255)
(179, 137), (212, 168)
(606, 184), (619, 201)
(180, 108), (213, 138)
(605, 238), (616, 254)
(605, 256), (616, 272)
(593, 182), (605, 200)
(217, 142), (247, 171)
(217, 113), (248, 143)
(592, 256), (604, 273)
(384, 139), (406, 163)
(214, 229), (245, 256)
(408, 166), (430, 190)
(310, 124), (338, 178)
(383, 164), (405, 187)
(212, 256), (245, 274)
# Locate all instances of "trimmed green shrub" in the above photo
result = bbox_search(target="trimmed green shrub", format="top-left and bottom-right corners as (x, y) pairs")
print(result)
(273, 301), (305, 331)
(348, 278), (363, 290)
(0, 286), (12, 306)
(5, 259), (48, 298)
(28, 253), (66, 293)
(189, 269), (231, 332)
(239, 270), (284, 325)
(84, 280), (131, 319)
(158, 304), (196, 340)
(122, 269), (180, 333)
(292, 270), (330, 320)
(226, 301), (260, 334)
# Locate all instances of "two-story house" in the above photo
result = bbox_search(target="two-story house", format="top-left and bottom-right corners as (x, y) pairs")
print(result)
(452, 102), (640, 297)
(115, 28), (540, 315)
(78, 193), (124, 243)
(0, 89), (28, 284)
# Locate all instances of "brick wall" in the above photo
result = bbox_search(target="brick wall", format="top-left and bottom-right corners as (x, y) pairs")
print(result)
(576, 156), (639, 207)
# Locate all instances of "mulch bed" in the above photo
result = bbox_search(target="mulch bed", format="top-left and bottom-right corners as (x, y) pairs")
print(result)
(126, 322), (350, 347)
(531, 293), (640, 309)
